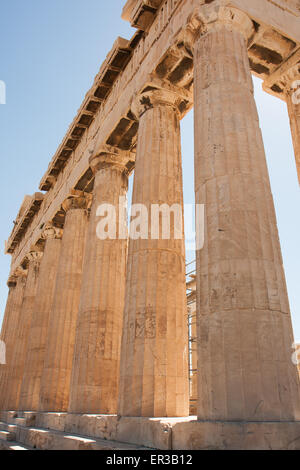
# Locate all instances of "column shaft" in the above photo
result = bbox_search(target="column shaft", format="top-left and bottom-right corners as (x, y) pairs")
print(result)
(69, 156), (128, 413)
(39, 200), (89, 411)
(19, 229), (62, 411)
(118, 91), (189, 417)
(6, 256), (41, 410)
(1, 273), (27, 410)
(0, 281), (17, 409)
(194, 19), (300, 421)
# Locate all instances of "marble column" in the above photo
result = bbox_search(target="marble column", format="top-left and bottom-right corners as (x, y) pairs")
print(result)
(118, 89), (189, 418)
(193, 6), (300, 421)
(284, 65), (300, 184)
(0, 269), (27, 410)
(0, 276), (17, 409)
(39, 192), (90, 412)
(6, 252), (43, 411)
(19, 224), (62, 411)
(69, 149), (129, 414)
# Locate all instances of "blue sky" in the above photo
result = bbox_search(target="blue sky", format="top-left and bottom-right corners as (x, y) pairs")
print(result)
(0, 1), (299, 340)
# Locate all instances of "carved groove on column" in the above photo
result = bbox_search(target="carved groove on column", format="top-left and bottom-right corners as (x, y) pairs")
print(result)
(6, 251), (42, 411)
(39, 200), (88, 412)
(2, 268), (27, 410)
(193, 17), (300, 422)
(69, 148), (129, 414)
(118, 85), (189, 418)
(19, 231), (62, 411)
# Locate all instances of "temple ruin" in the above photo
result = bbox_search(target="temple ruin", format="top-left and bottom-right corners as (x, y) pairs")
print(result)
(0, 0), (300, 450)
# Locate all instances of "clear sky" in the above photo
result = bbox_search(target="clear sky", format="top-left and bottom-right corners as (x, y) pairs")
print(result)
(0, 1), (299, 340)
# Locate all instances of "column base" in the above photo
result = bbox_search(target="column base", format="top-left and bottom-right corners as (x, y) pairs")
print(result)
(1, 411), (300, 449)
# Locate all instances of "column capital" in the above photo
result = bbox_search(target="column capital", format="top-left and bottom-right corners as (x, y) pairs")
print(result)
(62, 190), (92, 213)
(89, 145), (134, 175)
(25, 250), (44, 264)
(13, 266), (28, 279)
(41, 222), (63, 240)
(278, 63), (300, 96)
(131, 88), (182, 119)
(7, 275), (17, 288)
(190, 4), (254, 42)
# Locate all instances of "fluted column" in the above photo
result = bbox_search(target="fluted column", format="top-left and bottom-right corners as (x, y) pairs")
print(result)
(0, 279), (17, 371)
(5, 252), (43, 411)
(19, 224), (62, 411)
(0, 269), (27, 410)
(39, 192), (90, 412)
(69, 148), (130, 414)
(0, 275), (21, 409)
(118, 89), (189, 417)
(193, 6), (300, 421)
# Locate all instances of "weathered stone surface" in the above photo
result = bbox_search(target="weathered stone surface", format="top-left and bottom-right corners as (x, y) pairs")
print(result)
(1, 270), (27, 411)
(0, 413), (148, 450)
(3, 411), (300, 450)
(193, 6), (300, 422)
(5, 0), (300, 276)
(19, 225), (62, 411)
(0, 274), (25, 410)
(1, 0), (300, 451)
(69, 150), (129, 414)
(6, 253), (42, 411)
(0, 282), (17, 409)
(171, 419), (300, 450)
(39, 193), (90, 412)
(118, 88), (189, 418)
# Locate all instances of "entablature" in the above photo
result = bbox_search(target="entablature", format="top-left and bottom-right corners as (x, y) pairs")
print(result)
(39, 36), (138, 192)
(122, 0), (164, 31)
(5, 193), (44, 255)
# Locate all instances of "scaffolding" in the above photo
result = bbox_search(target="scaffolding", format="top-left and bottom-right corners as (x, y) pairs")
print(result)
(186, 260), (197, 415)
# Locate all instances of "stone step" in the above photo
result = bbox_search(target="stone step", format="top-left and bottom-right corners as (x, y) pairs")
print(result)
(14, 418), (26, 426)
(0, 420), (149, 450)
(21, 427), (148, 451)
(33, 412), (169, 448)
(9, 444), (32, 450)
(0, 421), (8, 429)
(0, 411), (18, 423)
(0, 439), (33, 450)
(0, 411), (36, 427)
(0, 422), (17, 433)
(0, 430), (16, 441)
